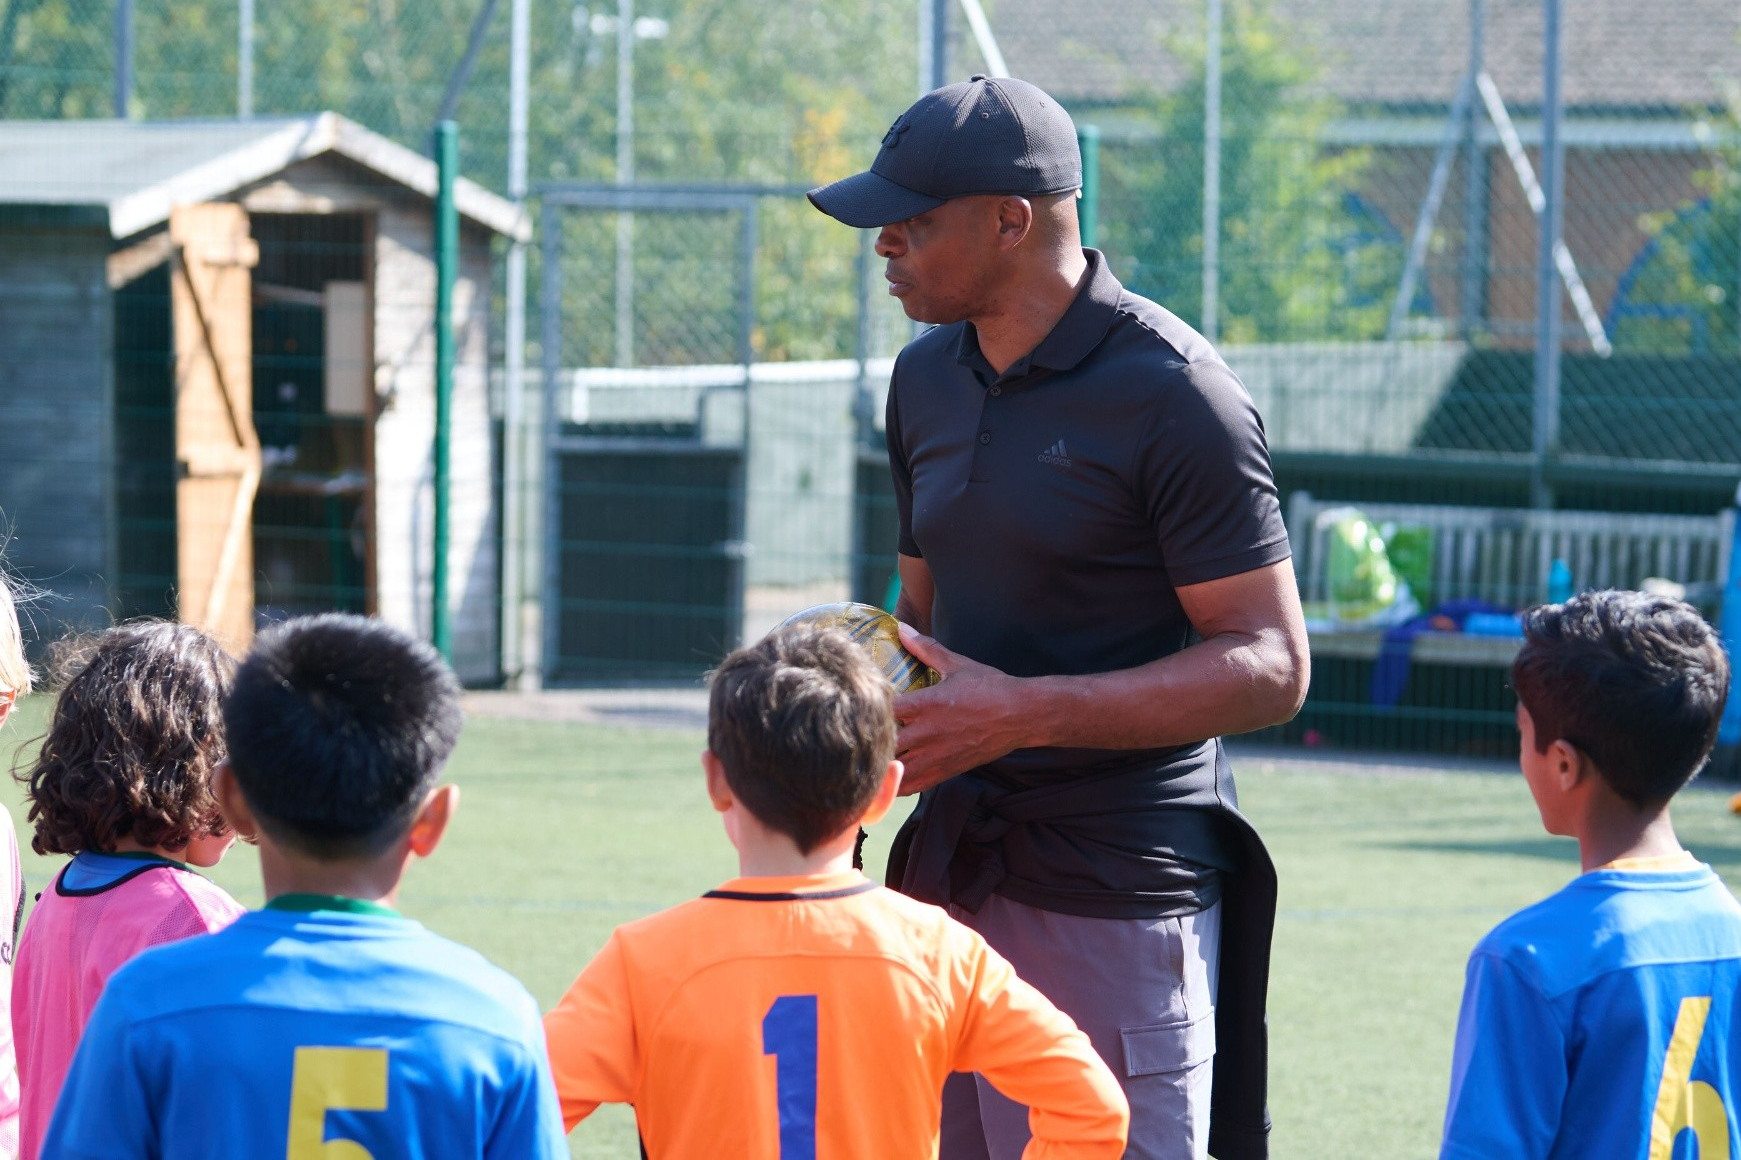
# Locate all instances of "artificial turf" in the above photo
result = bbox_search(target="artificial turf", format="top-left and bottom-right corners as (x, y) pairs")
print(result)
(6, 695), (1741, 1157)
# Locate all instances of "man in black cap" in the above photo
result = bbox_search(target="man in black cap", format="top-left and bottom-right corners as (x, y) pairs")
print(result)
(809, 77), (1308, 1160)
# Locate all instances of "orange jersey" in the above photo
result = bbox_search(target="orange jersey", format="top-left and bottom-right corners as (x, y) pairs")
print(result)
(544, 870), (1127, 1159)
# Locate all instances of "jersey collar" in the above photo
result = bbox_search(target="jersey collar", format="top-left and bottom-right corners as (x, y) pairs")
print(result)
(91, 849), (188, 869)
(706, 870), (872, 898)
(265, 893), (402, 918)
(58, 850), (192, 897)
(1595, 850), (1700, 874)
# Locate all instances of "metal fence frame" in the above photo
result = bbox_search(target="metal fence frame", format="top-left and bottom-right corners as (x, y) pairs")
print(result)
(535, 184), (768, 683)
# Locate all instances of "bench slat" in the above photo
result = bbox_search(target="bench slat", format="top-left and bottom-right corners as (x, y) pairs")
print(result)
(1286, 492), (1731, 665)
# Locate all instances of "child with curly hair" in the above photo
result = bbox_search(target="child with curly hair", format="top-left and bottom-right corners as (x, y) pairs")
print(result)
(11, 622), (246, 1160)
(0, 574), (34, 1158)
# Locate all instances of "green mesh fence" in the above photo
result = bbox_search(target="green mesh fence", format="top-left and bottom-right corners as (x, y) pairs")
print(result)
(0, 0), (915, 190)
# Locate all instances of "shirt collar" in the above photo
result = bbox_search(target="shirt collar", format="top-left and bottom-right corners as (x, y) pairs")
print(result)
(87, 849), (187, 869)
(1595, 850), (1700, 874)
(951, 247), (1122, 377)
(265, 893), (403, 918)
(710, 870), (869, 896)
(60, 850), (190, 895)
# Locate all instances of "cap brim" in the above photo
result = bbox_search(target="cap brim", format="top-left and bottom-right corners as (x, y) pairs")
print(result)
(806, 170), (945, 228)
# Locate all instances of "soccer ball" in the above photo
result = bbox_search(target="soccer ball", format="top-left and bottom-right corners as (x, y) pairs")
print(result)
(775, 602), (940, 693)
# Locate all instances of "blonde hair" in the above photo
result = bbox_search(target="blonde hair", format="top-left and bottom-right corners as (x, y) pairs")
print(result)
(0, 573), (30, 697)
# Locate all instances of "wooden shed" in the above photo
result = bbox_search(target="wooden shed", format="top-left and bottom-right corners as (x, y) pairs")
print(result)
(0, 114), (526, 682)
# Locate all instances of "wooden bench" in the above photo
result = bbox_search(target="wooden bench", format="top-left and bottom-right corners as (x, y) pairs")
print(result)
(1285, 493), (1735, 666)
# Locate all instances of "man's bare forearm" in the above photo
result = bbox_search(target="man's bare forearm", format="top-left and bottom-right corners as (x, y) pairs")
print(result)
(891, 615), (1308, 793)
(893, 553), (934, 635)
(890, 558), (1309, 788)
(1005, 558), (1309, 751)
(1017, 625), (1308, 752)
(893, 591), (931, 636)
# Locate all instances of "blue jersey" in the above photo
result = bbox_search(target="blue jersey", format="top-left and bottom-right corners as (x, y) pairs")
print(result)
(40, 901), (568, 1160)
(1441, 863), (1741, 1159)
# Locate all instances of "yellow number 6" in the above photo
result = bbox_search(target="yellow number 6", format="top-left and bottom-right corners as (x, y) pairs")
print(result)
(1649, 996), (1731, 1160)
(286, 1047), (390, 1160)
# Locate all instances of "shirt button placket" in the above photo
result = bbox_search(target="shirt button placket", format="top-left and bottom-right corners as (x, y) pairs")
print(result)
(970, 386), (999, 482)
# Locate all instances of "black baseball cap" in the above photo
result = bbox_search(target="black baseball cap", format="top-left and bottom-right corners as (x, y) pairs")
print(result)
(807, 76), (1081, 229)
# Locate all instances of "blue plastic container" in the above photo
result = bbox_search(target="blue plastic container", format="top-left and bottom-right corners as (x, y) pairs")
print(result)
(1547, 558), (1574, 604)
(1464, 612), (1525, 638)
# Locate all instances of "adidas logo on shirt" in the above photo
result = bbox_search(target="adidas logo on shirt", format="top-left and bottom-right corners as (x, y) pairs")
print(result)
(1037, 439), (1073, 467)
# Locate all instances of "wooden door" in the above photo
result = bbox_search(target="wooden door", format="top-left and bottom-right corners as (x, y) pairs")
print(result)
(171, 204), (261, 651)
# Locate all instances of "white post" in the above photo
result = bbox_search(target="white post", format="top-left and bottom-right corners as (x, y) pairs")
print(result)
(917, 0), (933, 96)
(918, 0), (947, 95)
(238, 0), (254, 118)
(956, 0), (1006, 77)
(1477, 73), (1609, 356)
(614, 0), (635, 367)
(502, 0), (533, 685)
(1460, 0), (1486, 336)
(115, 0), (133, 119)
(914, 0), (948, 339)
(1201, 0), (1223, 343)
(1387, 75), (1475, 340)
(1532, 0), (1565, 509)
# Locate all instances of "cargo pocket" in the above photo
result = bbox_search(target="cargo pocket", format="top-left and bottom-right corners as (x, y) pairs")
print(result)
(1121, 1009), (1216, 1077)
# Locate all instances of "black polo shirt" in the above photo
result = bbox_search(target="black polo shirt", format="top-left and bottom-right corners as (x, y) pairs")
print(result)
(885, 254), (1288, 1155)
(888, 248), (1290, 785)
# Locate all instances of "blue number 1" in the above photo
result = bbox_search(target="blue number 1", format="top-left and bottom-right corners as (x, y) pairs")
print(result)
(762, 994), (818, 1160)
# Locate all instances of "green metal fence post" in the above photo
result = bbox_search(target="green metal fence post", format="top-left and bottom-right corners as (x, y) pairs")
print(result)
(1077, 123), (1100, 249)
(432, 120), (458, 661)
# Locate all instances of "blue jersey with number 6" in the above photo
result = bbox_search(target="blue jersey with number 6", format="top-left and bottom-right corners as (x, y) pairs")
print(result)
(40, 904), (569, 1159)
(1441, 860), (1741, 1160)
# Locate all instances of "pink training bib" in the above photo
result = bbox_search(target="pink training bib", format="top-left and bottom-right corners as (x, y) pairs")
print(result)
(0, 810), (23, 1160)
(11, 855), (242, 1160)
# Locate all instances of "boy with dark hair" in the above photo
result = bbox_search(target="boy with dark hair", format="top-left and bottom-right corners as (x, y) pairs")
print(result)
(42, 614), (568, 1159)
(544, 626), (1129, 1157)
(1441, 589), (1741, 1159)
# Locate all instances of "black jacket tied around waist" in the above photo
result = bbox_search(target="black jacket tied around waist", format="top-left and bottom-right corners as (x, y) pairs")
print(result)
(885, 739), (1278, 1160)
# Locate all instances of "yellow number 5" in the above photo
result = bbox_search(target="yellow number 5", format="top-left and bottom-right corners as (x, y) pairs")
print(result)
(286, 1047), (390, 1160)
(1650, 996), (1731, 1160)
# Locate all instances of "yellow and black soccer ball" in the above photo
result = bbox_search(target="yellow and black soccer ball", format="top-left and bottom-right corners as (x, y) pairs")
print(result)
(775, 602), (940, 694)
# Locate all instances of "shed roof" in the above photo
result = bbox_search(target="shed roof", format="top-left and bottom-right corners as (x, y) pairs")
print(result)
(990, 0), (1741, 114)
(0, 113), (529, 241)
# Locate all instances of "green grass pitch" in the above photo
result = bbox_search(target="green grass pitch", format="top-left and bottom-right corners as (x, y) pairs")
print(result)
(7, 694), (1741, 1157)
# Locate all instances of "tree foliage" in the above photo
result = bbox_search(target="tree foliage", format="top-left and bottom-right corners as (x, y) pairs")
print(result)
(1, 0), (1414, 358)
(1097, 0), (1395, 343)
(1610, 84), (1741, 356)
(0, 0), (915, 362)
(0, 0), (907, 188)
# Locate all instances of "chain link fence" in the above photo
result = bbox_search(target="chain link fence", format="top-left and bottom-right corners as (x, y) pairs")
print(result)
(535, 186), (910, 680)
(3, 0), (1740, 757)
(0, 0), (916, 189)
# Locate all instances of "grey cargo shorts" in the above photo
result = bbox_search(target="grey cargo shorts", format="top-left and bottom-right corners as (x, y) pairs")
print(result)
(941, 893), (1222, 1160)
